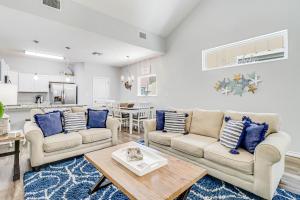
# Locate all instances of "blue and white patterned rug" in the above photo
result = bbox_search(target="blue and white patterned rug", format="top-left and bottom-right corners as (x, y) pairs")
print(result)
(24, 156), (300, 200)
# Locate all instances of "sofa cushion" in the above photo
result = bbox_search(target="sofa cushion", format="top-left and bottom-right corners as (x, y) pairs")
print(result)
(220, 111), (280, 136)
(43, 132), (82, 153)
(79, 128), (112, 144)
(72, 107), (87, 113)
(204, 142), (254, 175)
(190, 109), (224, 139)
(171, 134), (217, 157)
(148, 131), (182, 146)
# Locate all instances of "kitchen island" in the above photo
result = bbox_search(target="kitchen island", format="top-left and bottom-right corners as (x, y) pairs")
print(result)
(5, 104), (86, 130)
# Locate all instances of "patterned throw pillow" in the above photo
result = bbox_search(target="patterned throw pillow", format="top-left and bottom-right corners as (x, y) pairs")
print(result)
(220, 117), (247, 153)
(64, 112), (86, 133)
(164, 112), (186, 134)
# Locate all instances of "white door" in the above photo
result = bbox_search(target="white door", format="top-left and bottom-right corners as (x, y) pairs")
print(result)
(93, 77), (110, 105)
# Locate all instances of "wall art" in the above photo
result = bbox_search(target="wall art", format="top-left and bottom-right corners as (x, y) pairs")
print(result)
(214, 72), (262, 96)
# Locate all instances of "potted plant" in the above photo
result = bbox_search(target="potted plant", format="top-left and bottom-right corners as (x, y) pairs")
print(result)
(0, 101), (4, 119)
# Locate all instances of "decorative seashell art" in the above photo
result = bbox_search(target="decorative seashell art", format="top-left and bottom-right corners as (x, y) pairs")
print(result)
(214, 72), (262, 96)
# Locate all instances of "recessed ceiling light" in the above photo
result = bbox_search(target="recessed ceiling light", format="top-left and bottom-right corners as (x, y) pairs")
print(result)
(25, 50), (64, 60)
(92, 52), (102, 56)
(65, 46), (71, 50)
(33, 40), (39, 44)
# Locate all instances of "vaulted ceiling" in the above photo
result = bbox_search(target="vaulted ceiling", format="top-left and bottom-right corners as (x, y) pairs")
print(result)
(72, 0), (200, 37)
(0, 0), (200, 66)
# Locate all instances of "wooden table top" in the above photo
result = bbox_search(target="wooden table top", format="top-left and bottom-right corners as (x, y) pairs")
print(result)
(0, 132), (24, 143)
(85, 142), (207, 200)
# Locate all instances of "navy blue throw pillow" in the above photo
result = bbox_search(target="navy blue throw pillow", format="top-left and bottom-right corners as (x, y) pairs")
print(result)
(156, 110), (165, 131)
(34, 111), (63, 137)
(242, 116), (269, 154)
(87, 109), (109, 129)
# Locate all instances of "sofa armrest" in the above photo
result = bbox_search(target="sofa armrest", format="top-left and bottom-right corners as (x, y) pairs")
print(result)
(24, 122), (45, 167)
(255, 131), (290, 164)
(143, 119), (156, 146)
(106, 117), (120, 145)
(253, 132), (291, 199)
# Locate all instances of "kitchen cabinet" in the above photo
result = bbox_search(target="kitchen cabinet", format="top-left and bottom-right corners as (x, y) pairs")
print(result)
(18, 73), (49, 92)
(18, 73), (74, 92)
(18, 73), (35, 92)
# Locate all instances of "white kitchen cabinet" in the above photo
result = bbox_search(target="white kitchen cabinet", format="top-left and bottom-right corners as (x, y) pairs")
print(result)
(18, 73), (49, 92)
(18, 73), (74, 92)
(18, 73), (35, 92)
(34, 75), (49, 92)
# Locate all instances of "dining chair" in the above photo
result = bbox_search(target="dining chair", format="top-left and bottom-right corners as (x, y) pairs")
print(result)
(132, 108), (151, 133)
(112, 104), (129, 132)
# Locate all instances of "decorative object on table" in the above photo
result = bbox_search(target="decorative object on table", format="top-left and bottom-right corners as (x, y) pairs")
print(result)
(112, 144), (168, 176)
(214, 72), (262, 96)
(34, 111), (64, 137)
(87, 109), (109, 128)
(0, 113), (9, 136)
(127, 147), (143, 161)
(0, 101), (4, 118)
(7, 130), (22, 138)
(120, 56), (134, 90)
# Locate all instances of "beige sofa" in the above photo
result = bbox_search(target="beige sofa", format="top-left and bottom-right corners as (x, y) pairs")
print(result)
(24, 107), (120, 169)
(144, 109), (291, 199)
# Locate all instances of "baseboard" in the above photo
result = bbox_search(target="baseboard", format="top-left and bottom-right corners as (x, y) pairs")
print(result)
(286, 151), (300, 158)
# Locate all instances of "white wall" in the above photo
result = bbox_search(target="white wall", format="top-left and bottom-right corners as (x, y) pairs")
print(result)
(72, 62), (120, 105)
(120, 0), (300, 153)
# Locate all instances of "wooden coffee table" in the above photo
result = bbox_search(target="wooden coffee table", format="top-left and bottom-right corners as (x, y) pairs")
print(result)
(0, 132), (24, 181)
(85, 142), (207, 200)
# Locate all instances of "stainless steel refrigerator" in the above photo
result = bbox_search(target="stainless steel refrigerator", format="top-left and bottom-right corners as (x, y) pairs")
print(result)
(49, 82), (77, 104)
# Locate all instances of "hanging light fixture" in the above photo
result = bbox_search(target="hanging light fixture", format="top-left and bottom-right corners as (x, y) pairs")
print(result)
(120, 56), (134, 90)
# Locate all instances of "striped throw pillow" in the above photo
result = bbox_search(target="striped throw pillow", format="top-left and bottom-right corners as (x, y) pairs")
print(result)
(164, 112), (186, 134)
(220, 117), (245, 150)
(64, 112), (86, 133)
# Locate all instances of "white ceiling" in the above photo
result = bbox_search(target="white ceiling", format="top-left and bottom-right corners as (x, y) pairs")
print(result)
(0, 5), (161, 67)
(72, 0), (200, 37)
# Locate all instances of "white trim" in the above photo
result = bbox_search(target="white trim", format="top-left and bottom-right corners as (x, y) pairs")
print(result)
(202, 30), (288, 71)
(286, 151), (300, 158)
(137, 74), (157, 97)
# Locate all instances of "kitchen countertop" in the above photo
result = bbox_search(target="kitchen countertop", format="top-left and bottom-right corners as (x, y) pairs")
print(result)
(5, 104), (86, 111)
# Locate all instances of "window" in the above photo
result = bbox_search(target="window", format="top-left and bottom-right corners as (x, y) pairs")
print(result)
(137, 74), (157, 96)
(202, 30), (288, 71)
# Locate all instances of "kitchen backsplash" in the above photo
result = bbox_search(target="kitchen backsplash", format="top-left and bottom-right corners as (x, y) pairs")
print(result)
(17, 92), (49, 104)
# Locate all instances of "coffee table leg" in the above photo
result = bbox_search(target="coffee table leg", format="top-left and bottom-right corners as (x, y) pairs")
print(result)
(89, 175), (112, 195)
(176, 186), (192, 200)
(13, 140), (20, 181)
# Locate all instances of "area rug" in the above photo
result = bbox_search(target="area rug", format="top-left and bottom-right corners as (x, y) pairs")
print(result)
(24, 156), (300, 200)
